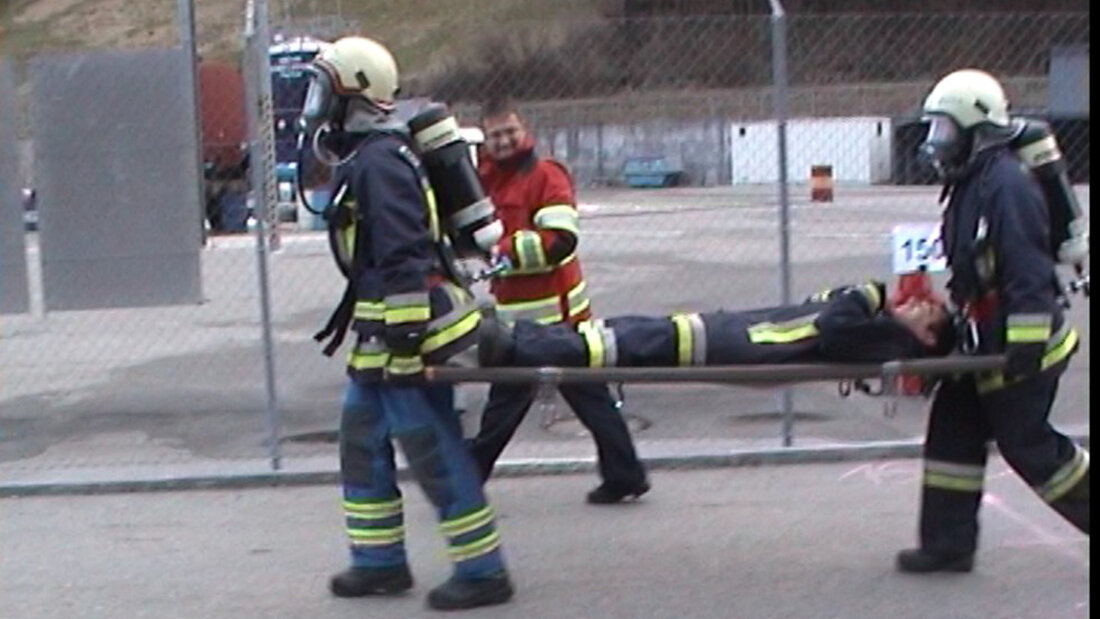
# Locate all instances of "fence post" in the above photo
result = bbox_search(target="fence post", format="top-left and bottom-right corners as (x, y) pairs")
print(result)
(244, 0), (283, 470)
(769, 0), (796, 447)
(177, 0), (206, 247)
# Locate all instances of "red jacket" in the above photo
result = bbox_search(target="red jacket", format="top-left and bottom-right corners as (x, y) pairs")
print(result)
(480, 149), (591, 326)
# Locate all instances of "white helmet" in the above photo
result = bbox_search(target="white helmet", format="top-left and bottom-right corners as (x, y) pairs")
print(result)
(309, 36), (400, 115)
(922, 69), (1010, 129)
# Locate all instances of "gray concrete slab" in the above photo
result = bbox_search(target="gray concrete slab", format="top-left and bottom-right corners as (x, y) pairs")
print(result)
(1, 459), (1088, 619)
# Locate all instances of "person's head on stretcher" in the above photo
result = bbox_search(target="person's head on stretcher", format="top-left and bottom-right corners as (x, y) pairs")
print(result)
(887, 297), (950, 349)
(476, 282), (957, 368)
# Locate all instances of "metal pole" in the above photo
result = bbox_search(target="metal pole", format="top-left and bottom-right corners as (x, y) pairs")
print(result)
(244, 0), (283, 470)
(178, 0), (207, 248)
(769, 0), (795, 447)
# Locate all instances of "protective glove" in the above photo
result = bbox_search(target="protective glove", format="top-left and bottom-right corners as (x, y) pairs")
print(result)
(1004, 341), (1045, 381)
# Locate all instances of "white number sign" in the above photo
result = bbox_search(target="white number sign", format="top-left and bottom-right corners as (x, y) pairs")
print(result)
(891, 223), (947, 274)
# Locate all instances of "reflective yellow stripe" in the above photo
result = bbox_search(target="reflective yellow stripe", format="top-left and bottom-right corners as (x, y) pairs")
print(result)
(513, 230), (549, 272)
(534, 204), (580, 235)
(1039, 446), (1089, 502)
(348, 526), (405, 546)
(977, 326), (1078, 393)
(671, 314), (694, 366)
(348, 339), (389, 370)
(858, 282), (883, 313)
(1007, 326), (1052, 343)
(448, 530), (501, 562)
(747, 313), (820, 344)
(354, 301), (384, 321)
(384, 305), (432, 325)
(579, 321), (606, 367)
(498, 295), (564, 325)
(566, 281), (590, 318)
(923, 460), (985, 492)
(923, 472), (984, 492)
(421, 309), (480, 354)
(387, 354), (424, 375)
(344, 498), (403, 518)
(440, 506), (494, 537)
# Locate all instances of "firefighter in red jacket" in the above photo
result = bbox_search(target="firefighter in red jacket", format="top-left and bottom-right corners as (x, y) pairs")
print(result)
(467, 98), (650, 504)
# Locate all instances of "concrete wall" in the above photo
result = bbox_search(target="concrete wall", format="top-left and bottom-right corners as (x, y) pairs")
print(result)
(535, 117), (731, 187)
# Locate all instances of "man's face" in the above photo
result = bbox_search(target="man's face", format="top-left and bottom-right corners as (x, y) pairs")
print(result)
(482, 112), (527, 161)
(891, 298), (948, 348)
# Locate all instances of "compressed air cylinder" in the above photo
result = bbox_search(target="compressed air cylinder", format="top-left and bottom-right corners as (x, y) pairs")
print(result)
(1011, 118), (1089, 267)
(408, 104), (503, 258)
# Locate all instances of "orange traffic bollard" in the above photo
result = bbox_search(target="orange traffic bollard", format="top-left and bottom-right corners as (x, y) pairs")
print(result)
(810, 165), (834, 202)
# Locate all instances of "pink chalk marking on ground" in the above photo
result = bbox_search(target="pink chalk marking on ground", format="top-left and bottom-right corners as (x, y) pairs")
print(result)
(983, 493), (1089, 568)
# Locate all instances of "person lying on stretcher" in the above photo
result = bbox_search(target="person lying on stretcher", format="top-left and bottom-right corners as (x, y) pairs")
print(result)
(477, 281), (954, 368)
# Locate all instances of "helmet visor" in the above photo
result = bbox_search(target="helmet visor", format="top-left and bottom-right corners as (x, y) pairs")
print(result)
(299, 68), (334, 132)
(919, 114), (964, 172)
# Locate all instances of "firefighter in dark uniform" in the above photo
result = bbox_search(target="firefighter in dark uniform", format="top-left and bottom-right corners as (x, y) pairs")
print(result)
(478, 281), (952, 369)
(300, 37), (513, 610)
(895, 68), (1088, 573)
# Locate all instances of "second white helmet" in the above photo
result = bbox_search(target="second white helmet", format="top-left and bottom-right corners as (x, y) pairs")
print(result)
(922, 68), (1010, 129)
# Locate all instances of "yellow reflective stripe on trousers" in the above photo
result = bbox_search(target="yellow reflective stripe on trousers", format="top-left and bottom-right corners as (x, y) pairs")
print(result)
(977, 325), (1078, 393)
(671, 313), (707, 366)
(1006, 313), (1053, 343)
(348, 525), (405, 546)
(440, 506), (495, 537)
(344, 498), (403, 518)
(922, 460), (985, 492)
(1038, 446), (1089, 502)
(579, 320), (617, 367)
(498, 295), (563, 325)
(747, 313), (820, 344)
(566, 280), (590, 318)
(447, 530), (502, 562)
(533, 204), (580, 235)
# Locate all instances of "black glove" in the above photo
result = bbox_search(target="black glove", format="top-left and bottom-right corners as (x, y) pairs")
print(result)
(383, 323), (427, 357)
(1004, 342), (1045, 381)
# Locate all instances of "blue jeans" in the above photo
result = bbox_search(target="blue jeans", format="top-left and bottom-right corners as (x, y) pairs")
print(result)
(339, 379), (507, 579)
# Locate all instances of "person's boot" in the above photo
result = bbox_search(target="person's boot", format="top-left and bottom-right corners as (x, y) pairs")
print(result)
(586, 480), (651, 505)
(895, 548), (975, 573)
(329, 565), (414, 597)
(477, 305), (515, 367)
(426, 572), (514, 610)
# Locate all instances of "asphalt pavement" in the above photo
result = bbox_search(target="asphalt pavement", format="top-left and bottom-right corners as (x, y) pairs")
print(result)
(1, 459), (1089, 619)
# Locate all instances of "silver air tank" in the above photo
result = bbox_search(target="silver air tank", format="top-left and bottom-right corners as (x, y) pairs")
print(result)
(408, 104), (503, 258)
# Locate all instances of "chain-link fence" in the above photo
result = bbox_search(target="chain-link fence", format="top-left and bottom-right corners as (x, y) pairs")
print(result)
(0, 0), (1089, 478)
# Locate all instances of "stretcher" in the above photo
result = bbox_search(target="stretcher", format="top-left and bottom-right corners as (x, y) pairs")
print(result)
(423, 355), (1007, 419)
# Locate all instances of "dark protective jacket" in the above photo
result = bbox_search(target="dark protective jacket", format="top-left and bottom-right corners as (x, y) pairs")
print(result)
(510, 282), (936, 368)
(940, 145), (1078, 391)
(317, 131), (481, 382)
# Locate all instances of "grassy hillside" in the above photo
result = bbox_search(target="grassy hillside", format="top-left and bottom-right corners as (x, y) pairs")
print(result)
(0, 0), (599, 77)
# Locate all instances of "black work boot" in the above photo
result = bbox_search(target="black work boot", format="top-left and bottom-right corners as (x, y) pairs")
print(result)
(426, 572), (514, 611)
(477, 305), (515, 367)
(895, 548), (975, 573)
(586, 480), (651, 505)
(329, 565), (414, 597)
